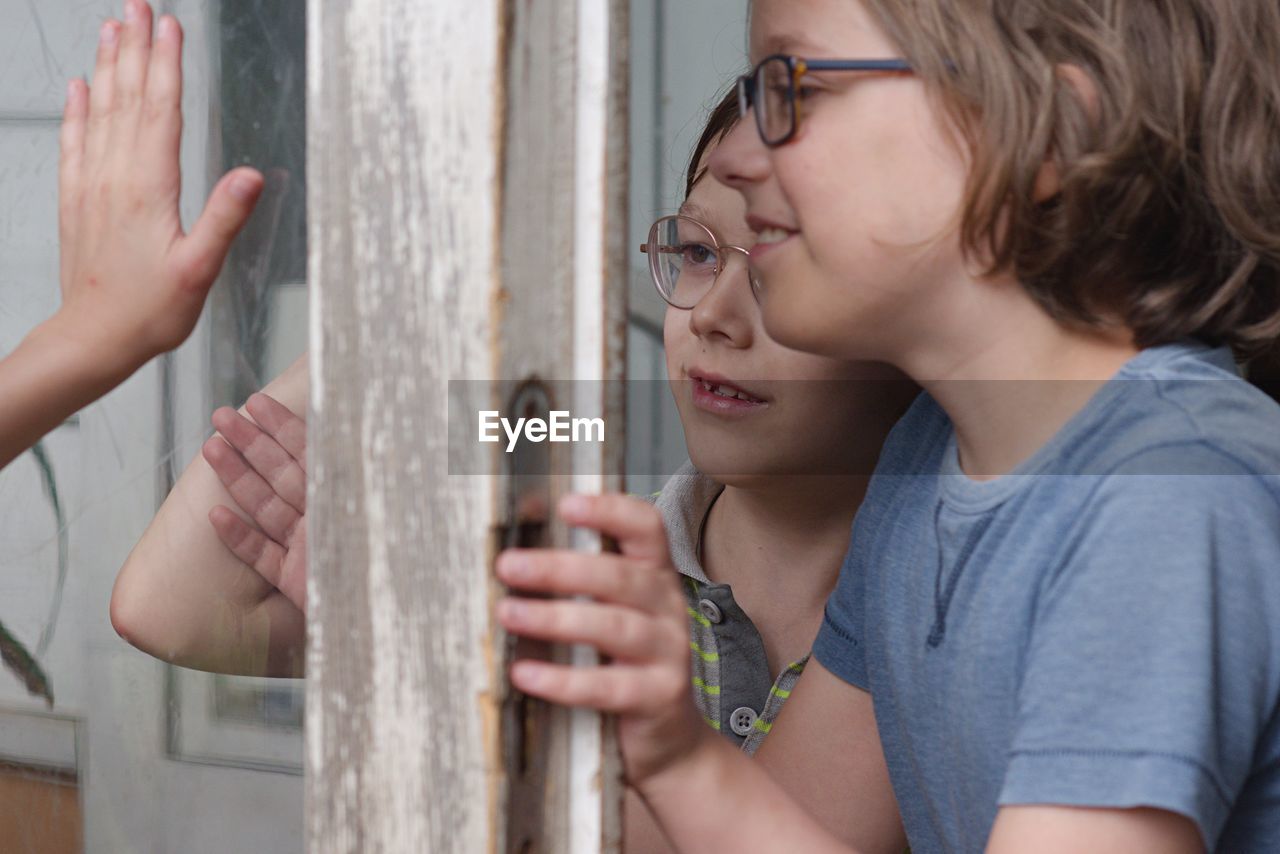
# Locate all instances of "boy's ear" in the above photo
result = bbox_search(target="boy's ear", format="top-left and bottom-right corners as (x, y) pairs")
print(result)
(1032, 64), (1100, 203)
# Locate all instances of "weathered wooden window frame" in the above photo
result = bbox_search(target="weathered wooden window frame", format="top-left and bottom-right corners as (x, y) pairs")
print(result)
(307, 1), (629, 850)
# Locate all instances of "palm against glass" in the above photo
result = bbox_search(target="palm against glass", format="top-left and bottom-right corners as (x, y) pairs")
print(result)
(203, 393), (309, 613)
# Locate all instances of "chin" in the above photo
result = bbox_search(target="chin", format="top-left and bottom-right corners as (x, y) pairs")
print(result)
(759, 300), (830, 354)
(766, 309), (875, 362)
(687, 444), (782, 483)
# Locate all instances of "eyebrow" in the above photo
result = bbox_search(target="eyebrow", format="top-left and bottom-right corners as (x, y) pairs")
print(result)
(678, 200), (711, 220)
(756, 32), (827, 59)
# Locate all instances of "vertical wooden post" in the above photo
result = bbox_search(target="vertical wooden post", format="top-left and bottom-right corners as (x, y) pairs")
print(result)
(307, 1), (627, 851)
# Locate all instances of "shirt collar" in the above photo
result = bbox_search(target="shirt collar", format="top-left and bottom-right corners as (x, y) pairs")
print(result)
(650, 461), (724, 584)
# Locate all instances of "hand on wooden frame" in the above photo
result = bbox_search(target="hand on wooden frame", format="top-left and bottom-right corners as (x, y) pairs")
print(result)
(497, 494), (710, 787)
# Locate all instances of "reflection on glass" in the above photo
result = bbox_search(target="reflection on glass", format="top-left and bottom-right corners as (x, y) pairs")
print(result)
(0, 1), (304, 849)
(161, 0), (307, 781)
(208, 0), (308, 407)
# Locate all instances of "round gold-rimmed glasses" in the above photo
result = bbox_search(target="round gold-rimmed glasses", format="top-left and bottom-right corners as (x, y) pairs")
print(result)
(640, 215), (762, 309)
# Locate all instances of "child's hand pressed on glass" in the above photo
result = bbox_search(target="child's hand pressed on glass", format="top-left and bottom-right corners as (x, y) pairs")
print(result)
(56, 0), (264, 373)
(0, 2), (265, 472)
(203, 393), (308, 613)
(497, 495), (709, 787)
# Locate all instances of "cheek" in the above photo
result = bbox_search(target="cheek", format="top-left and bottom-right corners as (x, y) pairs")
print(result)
(756, 261), (864, 360)
(877, 99), (971, 245)
(793, 93), (969, 251)
(662, 308), (688, 380)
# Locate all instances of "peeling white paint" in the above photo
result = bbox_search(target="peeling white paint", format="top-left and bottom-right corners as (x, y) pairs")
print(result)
(308, 277), (325, 416)
(309, 0), (503, 851)
(310, 0), (625, 849)
(570, 1), (615, 852)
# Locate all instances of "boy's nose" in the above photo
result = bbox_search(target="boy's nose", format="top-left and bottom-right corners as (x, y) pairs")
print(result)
(708, 116), (771, 192)
(687, 260), (756, 348)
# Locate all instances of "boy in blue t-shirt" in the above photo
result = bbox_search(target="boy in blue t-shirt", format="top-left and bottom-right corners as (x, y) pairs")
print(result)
(810, 343), (1280, 851)
(498, 0), (1280, 851)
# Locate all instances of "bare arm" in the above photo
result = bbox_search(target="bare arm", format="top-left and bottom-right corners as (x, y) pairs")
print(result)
(1, 3), (261, 472)
(619, 661), (902, 854)
(987, 806), (1203, 854)
(634, 724), (854, 854)
(110, 355), (307, 676)
(0, 319), (134, 472)
(634, 660), (903, 854)
(752, 662), (905, 851)
(624, 787), (677, 854)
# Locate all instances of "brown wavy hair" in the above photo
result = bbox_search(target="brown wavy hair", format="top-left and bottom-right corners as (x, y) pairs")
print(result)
(862, 0), (1280, 357)
(685, 88), (742, 200)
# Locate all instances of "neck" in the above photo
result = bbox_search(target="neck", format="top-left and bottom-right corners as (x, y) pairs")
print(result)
(896, 275), (1139, 479)
(701, 474), (866, 609)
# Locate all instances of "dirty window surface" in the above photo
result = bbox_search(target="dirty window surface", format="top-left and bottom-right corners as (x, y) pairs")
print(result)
(0, 2), (305, 850)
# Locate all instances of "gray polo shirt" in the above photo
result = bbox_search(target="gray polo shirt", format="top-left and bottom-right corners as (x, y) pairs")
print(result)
(649, 462), (807, 755)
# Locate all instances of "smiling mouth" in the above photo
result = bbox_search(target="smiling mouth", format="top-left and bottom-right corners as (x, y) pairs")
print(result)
(756, 227), (793, 245)
(695, 378), (766, 404)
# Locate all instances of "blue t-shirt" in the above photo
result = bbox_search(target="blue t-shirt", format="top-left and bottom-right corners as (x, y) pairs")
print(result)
(813, 341), (1280, 852)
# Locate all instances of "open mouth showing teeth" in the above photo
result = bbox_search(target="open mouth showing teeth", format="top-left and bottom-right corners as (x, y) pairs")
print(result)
(757, 227), (792, 244)
(699, 380), (764, 404)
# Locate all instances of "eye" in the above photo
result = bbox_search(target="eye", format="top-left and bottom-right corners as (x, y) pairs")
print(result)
(766, 79), (791, 99)
(796, 77), (824, 99)
(680, 243), (717, 267)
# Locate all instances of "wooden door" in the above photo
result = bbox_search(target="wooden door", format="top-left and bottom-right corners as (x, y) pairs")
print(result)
(307, 1), (629, 851)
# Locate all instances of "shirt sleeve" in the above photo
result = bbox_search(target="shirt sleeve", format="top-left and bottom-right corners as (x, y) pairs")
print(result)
(998, 445), (1280, 847)
(814, 392), (940, 693)
(813, 511), (873, 691)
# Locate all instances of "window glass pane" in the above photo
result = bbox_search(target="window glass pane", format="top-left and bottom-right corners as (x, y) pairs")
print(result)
(0, 1), (304, 849)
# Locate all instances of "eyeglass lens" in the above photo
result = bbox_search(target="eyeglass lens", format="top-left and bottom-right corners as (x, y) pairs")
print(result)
(646, 216), (763, 309)
(648, 217), (721, 308)
(758, 57), (794, 145)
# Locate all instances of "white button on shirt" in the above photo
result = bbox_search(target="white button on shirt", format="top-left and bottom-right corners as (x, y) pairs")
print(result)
(729, 706), (759, 737)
